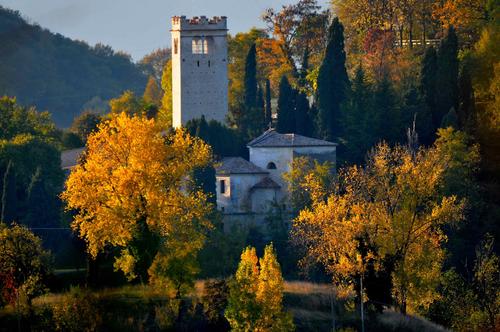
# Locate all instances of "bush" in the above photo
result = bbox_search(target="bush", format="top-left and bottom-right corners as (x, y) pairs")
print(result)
(51, 287), (102, 332)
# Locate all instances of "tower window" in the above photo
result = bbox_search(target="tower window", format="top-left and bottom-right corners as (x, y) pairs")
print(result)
(192, 37), (203, 54)
(220, 180), (226, 194)
(267, 162), (277, 169)
(208, 60), (211, 67)
(174, 38), (178, 54)
(197, 60), (200, 67)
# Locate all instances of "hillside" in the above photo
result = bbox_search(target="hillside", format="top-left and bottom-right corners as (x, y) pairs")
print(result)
(0, 7), (147, 127)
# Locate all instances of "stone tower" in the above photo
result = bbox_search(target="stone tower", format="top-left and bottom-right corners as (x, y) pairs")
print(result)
(171, 16), (228, 128)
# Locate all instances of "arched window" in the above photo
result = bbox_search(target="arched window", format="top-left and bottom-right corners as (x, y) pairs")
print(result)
(267, 162), (277, 169)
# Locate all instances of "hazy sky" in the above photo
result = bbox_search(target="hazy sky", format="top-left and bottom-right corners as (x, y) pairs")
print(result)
(0, 0), (330, 61)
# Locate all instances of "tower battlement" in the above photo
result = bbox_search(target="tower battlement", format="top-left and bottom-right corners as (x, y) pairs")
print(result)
(171, 15), (229, 128)
(171, 16), (227, 31)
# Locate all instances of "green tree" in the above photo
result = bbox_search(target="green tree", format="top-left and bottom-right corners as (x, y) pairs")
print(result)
(265, 79), (272, 127)
(159, 59), (173, 128)
(225, 245), (294, 332)
(436, 27), (459, 128)
(340, 65), (373, 164)
(24, 167), (59, 227)
(255, 244), (294, 331)
(244, 44), (258, 109)
(225, 246), (261, 331)
(316, 17), (349, 141)
(420, 47), (438, 136)
(276, 76), (295, 134)
(70, 111), (101, 143)
(0, 96), (58, 141)
(372, 76), (400, 143)
(0, 223), (51, 307)
(295, 92), (311, 136)
(1, 161), (17, 224)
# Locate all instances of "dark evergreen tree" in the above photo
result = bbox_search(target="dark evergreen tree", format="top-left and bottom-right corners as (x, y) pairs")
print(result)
(1, 161), (17, 223)
(420, 46), (438, 134)
(436, 27), (459, 129)
(276, 76), (295, 134)
(340, 66), (373, 164)
(316, 17), (349, 141)
(403, 87), (434, 146)
(192, 165), (217, 207)
(441, 107), (459, 129)
(195, 115), (210, 143)
(458, 62), (475, 133)
(243, 44), (258, 109)
(265, 79), (272, 128)
(372, 76), (400, 144)
(295, 92), (311, 136)
(299, 47), (310, 89)
(24, 167), (59, 227)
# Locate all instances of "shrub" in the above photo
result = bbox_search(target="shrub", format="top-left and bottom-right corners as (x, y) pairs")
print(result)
(51, 287), (102, 332)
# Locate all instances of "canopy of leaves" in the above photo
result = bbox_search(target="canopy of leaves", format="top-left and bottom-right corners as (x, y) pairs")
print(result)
(0, 223), (51, 306)
(293, 131), (467, 313)
(62, 113), (213, 285)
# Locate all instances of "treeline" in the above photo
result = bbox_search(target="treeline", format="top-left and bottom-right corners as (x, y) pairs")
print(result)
(0, 6), (148, 127)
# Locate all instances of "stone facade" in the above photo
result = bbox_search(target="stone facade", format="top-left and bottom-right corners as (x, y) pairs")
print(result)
(171, 16), (228, 127)
(216, 129), (337, 229)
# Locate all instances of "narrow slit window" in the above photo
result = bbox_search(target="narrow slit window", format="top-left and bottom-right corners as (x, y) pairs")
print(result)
(174, 38), (178, 54)
(220, 180), (226, 194)
(208, 60), (211, 67)
(197, 60), (200, 67)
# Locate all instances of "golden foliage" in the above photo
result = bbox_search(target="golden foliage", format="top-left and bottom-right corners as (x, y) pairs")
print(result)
(225, 244), (294, 332)
(293, 137), (466, 313)
(158, 59), (173, 128)
(61, 112), (212, 282)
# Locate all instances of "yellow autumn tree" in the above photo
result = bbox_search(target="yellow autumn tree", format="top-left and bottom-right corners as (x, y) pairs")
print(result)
(158, 59), (172, 128)
(61, 112), (212, 290)
(225, 245), (294, 332)
(255, 244), (294, 332)
(293, 137), (466, 314)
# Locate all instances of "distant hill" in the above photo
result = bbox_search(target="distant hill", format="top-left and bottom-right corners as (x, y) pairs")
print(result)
(0, 7), (147, 127)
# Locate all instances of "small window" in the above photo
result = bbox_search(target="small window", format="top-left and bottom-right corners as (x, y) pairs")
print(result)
(267, 162), (277, 169)
(197, 60), (200, 67)
(192, 37), (203, 54)
(174, 38), (178, 54)
(208, 60), (211, 67)
(203, 39), (209, 53)
(220, 180), (226, 194)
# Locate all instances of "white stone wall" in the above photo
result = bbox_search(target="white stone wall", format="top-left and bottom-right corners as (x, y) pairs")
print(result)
(171, 16), (228, 127)
(248, 147), (294, 188)
(215, 173), (267, 213)
(250, 188), (278, 214)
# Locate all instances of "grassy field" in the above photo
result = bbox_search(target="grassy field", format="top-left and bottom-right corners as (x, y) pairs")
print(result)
(0, 281), (447, 331)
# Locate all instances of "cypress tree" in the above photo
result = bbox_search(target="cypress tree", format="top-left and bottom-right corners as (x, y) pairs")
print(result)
(441, 107), (459, 129)
(458, 62), (474, 132)
(244, 44), (258, 109)
(299, 47), (310, 89)
(316, 17), (349, 141)
(265, 79), (272, 128)
(295, 92), (311, 136)
(341, 66), (373, 164)
(436, 27), (459, 129)
(1, 161), (17, 223)
(276, 76), (295, 134)
(373, 76), (400, 144)
(420, 47), (438, 130)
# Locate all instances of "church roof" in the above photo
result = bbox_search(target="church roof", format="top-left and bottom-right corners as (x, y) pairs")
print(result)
(251, 177), (281, 190)
(61, 147), (85, 170)
(216, 157), (268, 175)
(247, 129), (338, 148)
